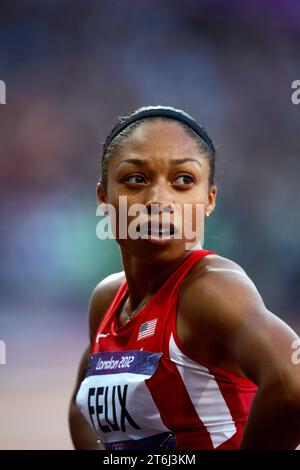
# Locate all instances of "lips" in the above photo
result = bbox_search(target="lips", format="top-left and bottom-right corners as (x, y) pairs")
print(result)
(138, 220), (176, 238)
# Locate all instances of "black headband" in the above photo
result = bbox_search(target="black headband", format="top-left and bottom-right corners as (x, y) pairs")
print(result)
(102, 107), (214, 161)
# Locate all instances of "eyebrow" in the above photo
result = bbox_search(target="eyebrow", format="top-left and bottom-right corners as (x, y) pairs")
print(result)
(172, 158), (202, 168)
(116, 158), (202, 168)
(116, 158), (148, 167)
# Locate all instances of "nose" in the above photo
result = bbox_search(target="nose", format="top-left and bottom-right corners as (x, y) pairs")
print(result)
(145, 180), (175, 215)
(145, 200), (174, 216)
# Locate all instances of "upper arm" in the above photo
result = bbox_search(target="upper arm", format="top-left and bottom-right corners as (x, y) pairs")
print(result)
(181, 257), (300, 395)
(88, 271), (125, 344)
(71, 271), (125, 401)
(70, 343), (91, 403)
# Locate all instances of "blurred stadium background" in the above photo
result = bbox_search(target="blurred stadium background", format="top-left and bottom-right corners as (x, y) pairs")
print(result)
(0, 0), (299, 449)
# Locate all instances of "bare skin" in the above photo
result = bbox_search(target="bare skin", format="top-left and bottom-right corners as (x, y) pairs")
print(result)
(69, 120), (300, 449)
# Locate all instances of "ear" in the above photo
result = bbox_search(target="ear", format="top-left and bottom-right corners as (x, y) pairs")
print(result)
(206, 184), (218, 216)
(96, 183), (108, 212)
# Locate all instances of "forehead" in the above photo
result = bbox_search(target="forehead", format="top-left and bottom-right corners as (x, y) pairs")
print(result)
(115, 119), (202, 159)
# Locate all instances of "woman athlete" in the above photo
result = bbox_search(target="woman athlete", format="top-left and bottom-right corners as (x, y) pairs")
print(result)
(69, 106), (300, 450)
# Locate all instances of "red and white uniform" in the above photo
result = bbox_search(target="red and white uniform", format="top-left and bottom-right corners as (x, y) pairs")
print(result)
(76, 249), (258, 450)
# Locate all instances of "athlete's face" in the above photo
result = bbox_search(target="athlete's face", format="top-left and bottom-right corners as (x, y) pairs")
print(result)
(97, 120), (217, 263)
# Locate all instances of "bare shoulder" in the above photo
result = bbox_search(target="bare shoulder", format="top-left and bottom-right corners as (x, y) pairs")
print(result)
(88, 271), (126, 343)
(179, 252), (300, 386)
(182, 252), (254, 291)
(179, 253), (267, 341)
(191, 252), (247, 278)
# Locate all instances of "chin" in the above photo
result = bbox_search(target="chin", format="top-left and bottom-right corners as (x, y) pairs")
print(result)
(117, 238), (190, 264)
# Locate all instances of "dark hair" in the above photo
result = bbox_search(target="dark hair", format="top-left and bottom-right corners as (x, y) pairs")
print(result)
(99, 105), (216, 190)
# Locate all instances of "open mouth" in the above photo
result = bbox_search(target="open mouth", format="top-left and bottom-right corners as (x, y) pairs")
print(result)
(138, 221), (176, 238)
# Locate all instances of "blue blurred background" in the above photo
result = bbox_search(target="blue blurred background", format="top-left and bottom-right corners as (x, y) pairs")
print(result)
(0, 0), (299, 449)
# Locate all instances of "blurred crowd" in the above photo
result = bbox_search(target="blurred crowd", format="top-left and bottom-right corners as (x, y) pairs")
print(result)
(1, 0), (299, 315)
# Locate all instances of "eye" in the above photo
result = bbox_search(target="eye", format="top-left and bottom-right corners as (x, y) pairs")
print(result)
(174, 174), (194, 186)
(125, 174), (147, 185)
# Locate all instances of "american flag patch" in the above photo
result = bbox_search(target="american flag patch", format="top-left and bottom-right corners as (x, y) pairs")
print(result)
(137, 318), (158, 341)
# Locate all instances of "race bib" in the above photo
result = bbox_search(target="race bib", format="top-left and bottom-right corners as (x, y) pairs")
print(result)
(76, 349), (176, 450)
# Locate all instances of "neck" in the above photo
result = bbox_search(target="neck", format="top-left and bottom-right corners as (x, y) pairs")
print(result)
(119, 249), (192, 311)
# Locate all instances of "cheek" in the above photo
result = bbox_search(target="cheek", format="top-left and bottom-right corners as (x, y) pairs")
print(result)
(180, 185), (208, 204)
(181, 203), (205, 226)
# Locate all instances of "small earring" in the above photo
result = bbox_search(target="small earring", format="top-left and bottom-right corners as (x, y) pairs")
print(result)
(206, 212), (210, 217)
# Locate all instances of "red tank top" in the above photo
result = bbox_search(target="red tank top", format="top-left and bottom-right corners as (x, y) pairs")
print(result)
(76, 249), (258, 450)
